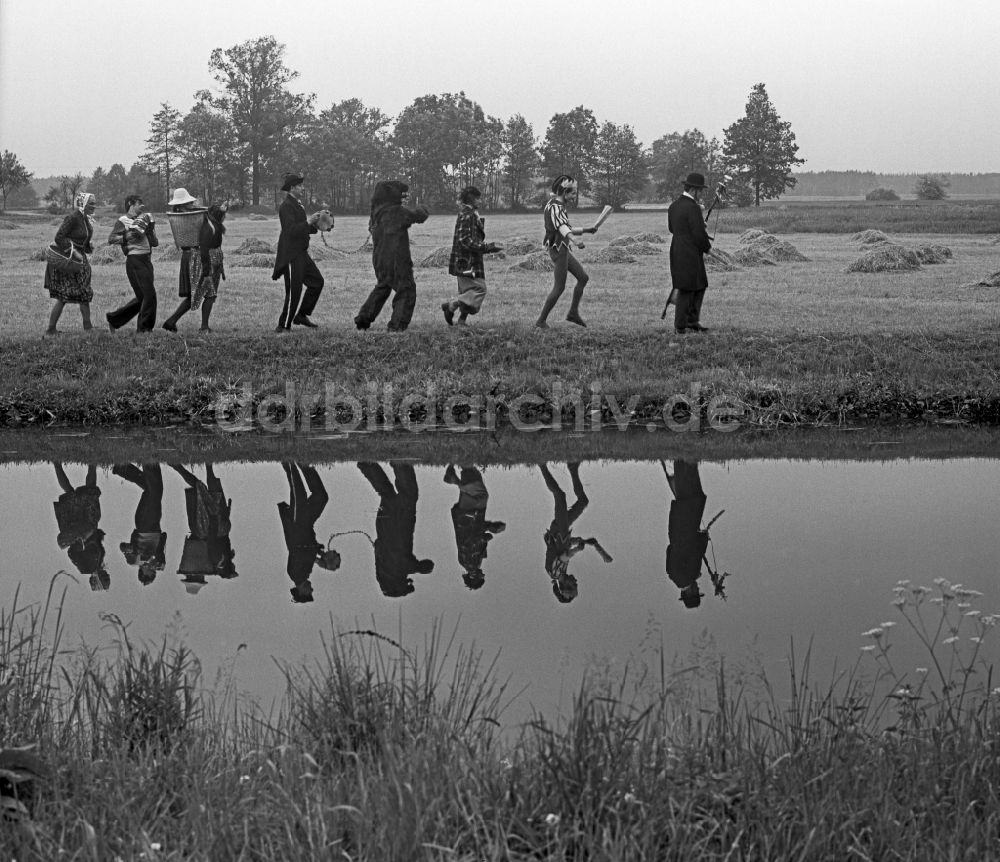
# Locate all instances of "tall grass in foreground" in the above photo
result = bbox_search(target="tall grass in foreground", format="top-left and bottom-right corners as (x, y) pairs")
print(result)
(1, 580), (999, 859)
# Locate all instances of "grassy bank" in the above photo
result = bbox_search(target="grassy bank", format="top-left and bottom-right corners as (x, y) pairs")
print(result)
(2, 581), (998, 859)
(3, 212), (1000, 429)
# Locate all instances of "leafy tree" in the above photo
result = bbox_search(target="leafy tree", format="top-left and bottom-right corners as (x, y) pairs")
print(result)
(914, 174), (949, 200)
(540, 106), (598, 193)
(393, 92), (496, 208)
(104, 163), (130, 209)
(0, 150), (33, 212)
(723, 83), (804, 206)
(42, 173), (87, 212)
(177, 96), (245, 204)
(88, 167), (107, 204)
(6, 182), (38, 209)
(648, 129), (723, 199)
(502, 114), (539, 210)
(207, 36), (315, 205)
(590, 122), (646, 210)
(866, 187), (900, 201)
(126, 162), (166, 210)
(142, 102), (182, 200)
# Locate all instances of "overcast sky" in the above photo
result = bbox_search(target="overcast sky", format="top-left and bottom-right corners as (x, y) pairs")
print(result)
(1, 0), (997, 178)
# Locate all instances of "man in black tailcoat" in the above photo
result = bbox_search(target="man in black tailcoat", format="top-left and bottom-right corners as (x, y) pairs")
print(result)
(667, 172), (712, 334)
(271, 172), (325, 331)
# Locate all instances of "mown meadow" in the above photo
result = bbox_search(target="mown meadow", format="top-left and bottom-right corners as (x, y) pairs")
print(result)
(2, 201), (1000, 428)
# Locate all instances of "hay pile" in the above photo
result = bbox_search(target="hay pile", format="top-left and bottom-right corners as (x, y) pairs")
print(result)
(705, 248), (740, 272)
(247, 214), (270, 221)
(417, 246), (452, 268)
(963, 271), (1000, 288)
(229, 253), (275, 268)
(846, 244), (921, 273)
(90, 245), (125, 266)
(852, 229), (891, 246)
(738, 229), (768, 244)
(27, 248), (47, 262)
(733, 247), (777, 267)
(503, 236), (541, 255)
(633, 232), (665, 244)
(739, 232), (809, 262)
(585, 246), (638, 265)
(617, 241), (661, 256)
(913, 244), (953, 264)
(234, 237), (273, 255)
(0, 219), (20, 230)
(508, 251), (554, 272)
(609, 235), (637, 247)
(309, 245), (349, 262)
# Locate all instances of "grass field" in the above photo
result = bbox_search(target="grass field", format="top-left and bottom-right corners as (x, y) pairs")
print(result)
(2, 207), (1000, 427)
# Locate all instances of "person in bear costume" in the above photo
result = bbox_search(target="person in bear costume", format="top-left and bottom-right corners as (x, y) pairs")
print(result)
(354, 180), (429, 332)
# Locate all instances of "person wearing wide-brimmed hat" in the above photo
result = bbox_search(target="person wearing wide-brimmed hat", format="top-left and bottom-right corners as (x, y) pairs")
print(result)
(666, 172), (712, 334)
(271, 172), (326, 332)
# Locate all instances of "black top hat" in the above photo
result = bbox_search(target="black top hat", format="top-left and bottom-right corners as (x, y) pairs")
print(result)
(684, 172), (707, 189)
(281, 173), (305, 192)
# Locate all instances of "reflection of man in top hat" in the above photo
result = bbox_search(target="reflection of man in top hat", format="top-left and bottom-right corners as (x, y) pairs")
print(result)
(664, 460), (709, 608)
(667, 172), (712, 335)
(358, 462), (433, 597)
(171, 464), (238, 591)
(540, 462), (613, 603)
(114, 463), (167, 586)
(278, 463), (340, 604)
(271, 172), (325, 332)
(443, 465), (506, 590)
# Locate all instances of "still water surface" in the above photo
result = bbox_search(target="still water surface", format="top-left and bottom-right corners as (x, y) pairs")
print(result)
(4, 456), (1000, 721)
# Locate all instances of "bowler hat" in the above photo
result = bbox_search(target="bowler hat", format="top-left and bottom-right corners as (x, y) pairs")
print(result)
(281, 172), (305, 192)
(684, 172), (707, 189)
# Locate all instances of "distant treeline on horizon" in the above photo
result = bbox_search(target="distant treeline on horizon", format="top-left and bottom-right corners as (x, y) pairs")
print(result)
(786, 171), (1000, 197)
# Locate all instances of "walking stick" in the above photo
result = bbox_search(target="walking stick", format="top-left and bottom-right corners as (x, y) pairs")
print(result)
(661, 183), (728, 319)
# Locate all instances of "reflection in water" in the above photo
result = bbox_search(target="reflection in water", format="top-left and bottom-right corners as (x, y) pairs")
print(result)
(664, 460), (730, 608)
(113, 463), (166, 586)
(444, 465), (506, 590)
(541, 462), (614, 603)
(278, 462), (340, 604)
(52, 461), (108, 590)
(173, 464), (238, 594)
(358, 462), (434, 598)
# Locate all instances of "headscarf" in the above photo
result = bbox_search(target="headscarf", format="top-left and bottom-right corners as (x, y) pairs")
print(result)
(75, 192), (97, 240)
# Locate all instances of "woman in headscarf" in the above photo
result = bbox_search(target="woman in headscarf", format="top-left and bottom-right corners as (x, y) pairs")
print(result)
(45, 192), (97, 335)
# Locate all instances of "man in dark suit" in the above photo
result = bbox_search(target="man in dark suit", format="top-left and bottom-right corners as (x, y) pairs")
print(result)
(271, 172), (325, 332)
(667, 172), (712, 334)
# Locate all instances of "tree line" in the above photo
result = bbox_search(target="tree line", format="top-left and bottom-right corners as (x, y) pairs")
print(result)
(2, 37), (804, 214)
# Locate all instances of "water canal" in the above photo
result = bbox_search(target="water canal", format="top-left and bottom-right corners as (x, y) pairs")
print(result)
(3, 430), (1000, 724)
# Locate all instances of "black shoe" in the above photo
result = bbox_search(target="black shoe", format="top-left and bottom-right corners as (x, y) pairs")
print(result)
(690, 324), (709, 333)
(275, 325), (288, 333)
(292, 315), (318, 328)
(441, 302), (455, 326)
(675, 328), (688, 334)
(354, 316), (370, 330)
(162, 321), (177, 332)
(106, 312), (116, 331)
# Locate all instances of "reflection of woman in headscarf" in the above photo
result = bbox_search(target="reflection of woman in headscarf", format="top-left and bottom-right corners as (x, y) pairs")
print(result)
(278, 463), (339, 604)
(443, 465), (505, 590)
(540, 462), (613, 603)
(358, 462), (433, 597)
(52, 462), (108, 590)
(113, 463), (167, 586)
(45, 192), (97, 334)
(171, 464), (237, 593)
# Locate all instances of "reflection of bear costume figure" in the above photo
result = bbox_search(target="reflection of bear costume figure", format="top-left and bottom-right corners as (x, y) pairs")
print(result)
(354, 181), (429, 332)
(358, 462), (433, 597)
(444, 465), (505, 590)
(171, 464), (237, 588)
(114, 463), (167, 586)
(665, 460), (709, 608)
(278, 463), (332, 604)
(52, 462), (108, 590)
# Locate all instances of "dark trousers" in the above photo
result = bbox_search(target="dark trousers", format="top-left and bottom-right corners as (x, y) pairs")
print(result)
(277, 254), (324, 329)
(356, 279), (417, 331)
(673, 288), (705, 332)
(108, 255), (157, 331)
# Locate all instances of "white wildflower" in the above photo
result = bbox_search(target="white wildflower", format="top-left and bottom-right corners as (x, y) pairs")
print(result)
(970, 637), (983, 643)
(500, 758), (512, 770)
(957, 603), (972, 610)
(545, 813), (560, 827)
(964, 610), (981, 617)
(862, 627), (884, 638)
(911, 585), (930, 595)
(624, 792), (641, 805)
(933, 577), (949, 586)
(861, 645), (877, 652)
(956, 588), (983, 598)
(896, 579), (911, 586)
(943, 636), (959, 644)
(916, 667), (928, 674)
(879, 621), (897, 628)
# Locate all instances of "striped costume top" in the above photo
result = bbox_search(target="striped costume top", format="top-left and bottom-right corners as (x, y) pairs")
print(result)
(543, 196), (572, 249)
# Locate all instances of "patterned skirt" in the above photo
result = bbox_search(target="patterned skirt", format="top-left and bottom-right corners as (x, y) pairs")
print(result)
(45, 259), (93, 303)
(189, 248), (225, 310)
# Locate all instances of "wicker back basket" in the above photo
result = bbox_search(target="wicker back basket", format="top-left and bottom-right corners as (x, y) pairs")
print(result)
(166, 209), (208, 249)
